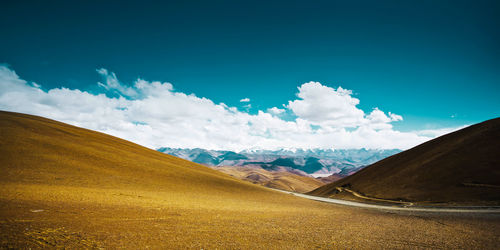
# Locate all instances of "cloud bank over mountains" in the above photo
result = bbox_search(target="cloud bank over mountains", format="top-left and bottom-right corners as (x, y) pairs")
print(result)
(0, 65), (461, 151)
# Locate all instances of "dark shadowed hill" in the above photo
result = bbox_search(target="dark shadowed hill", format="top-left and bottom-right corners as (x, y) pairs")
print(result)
(309, 118), (500, 205)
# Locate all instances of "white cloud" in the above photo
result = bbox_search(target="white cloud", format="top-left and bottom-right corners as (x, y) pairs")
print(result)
(287, 81), (407, 132)
(0, 65), (461, 151)
(389, 112), (403, 121)
(267, 107), (285, 115)
(287, 82), (366, 127)
(412, 126), (467, 138)
(239, 98), (250, 102)
(97, 68), (138, 98)
(364, 108), (398, 130)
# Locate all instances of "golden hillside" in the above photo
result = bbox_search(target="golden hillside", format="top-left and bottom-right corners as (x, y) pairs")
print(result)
(1, 111), (499, 248)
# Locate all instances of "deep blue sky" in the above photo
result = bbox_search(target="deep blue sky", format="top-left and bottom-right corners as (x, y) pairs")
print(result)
(2, 0), (499, 131)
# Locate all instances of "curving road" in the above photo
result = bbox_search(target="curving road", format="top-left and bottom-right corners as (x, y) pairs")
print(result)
(272, 189), (500, 214)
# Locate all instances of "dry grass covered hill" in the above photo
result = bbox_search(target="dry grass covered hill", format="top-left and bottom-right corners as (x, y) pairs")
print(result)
(211, 166), (325, 193)
(1, 111), (499, 248)
(310, 118), (500, 205)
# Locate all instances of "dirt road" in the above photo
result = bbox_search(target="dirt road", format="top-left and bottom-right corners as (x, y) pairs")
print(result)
(273, 189), (500, 213)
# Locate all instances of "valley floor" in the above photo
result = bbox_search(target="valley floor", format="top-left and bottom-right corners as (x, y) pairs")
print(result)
(1, 187), (499, 249)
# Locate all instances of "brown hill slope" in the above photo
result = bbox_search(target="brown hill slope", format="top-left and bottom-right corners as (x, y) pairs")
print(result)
(211, 166), (325, 193)
(309, 118), (500, 205)
(1, 111), (499, 248)
(317, 173), (344, 183)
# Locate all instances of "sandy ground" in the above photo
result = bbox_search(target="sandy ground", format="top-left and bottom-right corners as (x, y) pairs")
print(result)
(1, 195), (500, 249)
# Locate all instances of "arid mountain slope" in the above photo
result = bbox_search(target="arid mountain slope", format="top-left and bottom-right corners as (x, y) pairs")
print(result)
(316, 173), (344, 183)
(0, 111), (264, 196)
(211, 166), (325, 193)
(1, 111), (499, 248)
(310, 118), (500, 205)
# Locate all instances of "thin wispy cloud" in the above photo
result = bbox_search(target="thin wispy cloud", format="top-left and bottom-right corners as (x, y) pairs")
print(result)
(267, 107), (285, 115)
(0, 65), (462, 151)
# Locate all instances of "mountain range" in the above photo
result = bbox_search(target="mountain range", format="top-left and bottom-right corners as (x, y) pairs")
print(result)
(157, 147), (401, 177)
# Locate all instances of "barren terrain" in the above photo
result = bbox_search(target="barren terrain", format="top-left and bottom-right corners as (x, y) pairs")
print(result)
(1, 111), (499, 248)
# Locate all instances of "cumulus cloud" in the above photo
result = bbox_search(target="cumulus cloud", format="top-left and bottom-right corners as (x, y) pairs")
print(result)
(286, 82), (407, 132)
(0, 65), (460, 151)
(287, 82), (366, 127)
(239, 98), (250, 102)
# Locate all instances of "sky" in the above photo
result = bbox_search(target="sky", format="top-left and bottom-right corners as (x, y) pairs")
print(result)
(1, 0), (499, 151)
